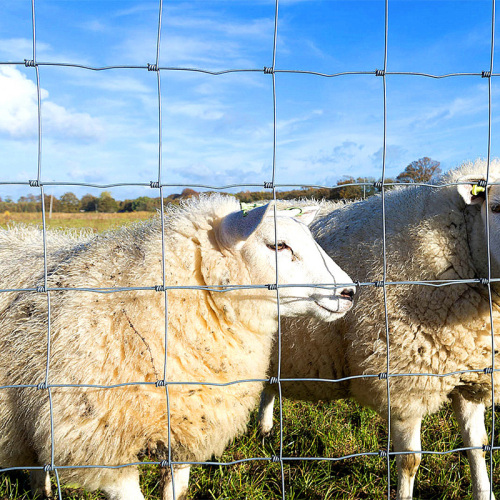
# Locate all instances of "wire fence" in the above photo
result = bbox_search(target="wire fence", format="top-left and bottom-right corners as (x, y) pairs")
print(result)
(0, 0), (499, 499)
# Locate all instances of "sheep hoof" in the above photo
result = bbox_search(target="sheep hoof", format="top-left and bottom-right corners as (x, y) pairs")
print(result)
(260, 425), (274, 440)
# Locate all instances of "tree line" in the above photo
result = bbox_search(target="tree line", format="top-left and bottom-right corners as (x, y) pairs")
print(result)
(1, 158), (441, 214)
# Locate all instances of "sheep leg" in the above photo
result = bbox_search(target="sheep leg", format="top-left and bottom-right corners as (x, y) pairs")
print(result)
(451, 392), (495, 500)
(258, 386), (276, 436)
(100, 468), (145, 500)
(160, 464), (191, 500)
(29, 470), (52, 498)
(391, 416), (422, 500)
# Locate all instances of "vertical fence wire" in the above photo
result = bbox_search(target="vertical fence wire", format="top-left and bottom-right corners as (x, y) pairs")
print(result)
(379, 0), (392, 495)
(150, 0), (178, 497)
(267, 0), (288, 498)
(1, 1), (500, 499)
(485, 2), (497, 497)
(29, 0), (61, 498)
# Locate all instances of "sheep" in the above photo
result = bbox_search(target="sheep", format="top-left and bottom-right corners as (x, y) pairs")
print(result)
(0, 194), (355, 500)
(258, 159), (500, 500)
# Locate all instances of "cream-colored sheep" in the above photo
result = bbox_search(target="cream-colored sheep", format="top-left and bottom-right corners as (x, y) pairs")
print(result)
(259, 159), (500, 500)
(0, 194), (355, 500)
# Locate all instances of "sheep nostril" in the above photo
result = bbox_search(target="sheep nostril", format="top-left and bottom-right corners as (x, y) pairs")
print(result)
(340, 288), (354, 301)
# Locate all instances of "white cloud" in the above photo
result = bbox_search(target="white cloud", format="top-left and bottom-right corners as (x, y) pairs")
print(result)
(0, 37), (92, 67)
(0, 66), (40, 137)
(80, 20), (108, 33)
(167, 100), (225, 120)
(0, 66), (103, 140)
(0, 38), (51, 62)
(407, 90), (488, 131)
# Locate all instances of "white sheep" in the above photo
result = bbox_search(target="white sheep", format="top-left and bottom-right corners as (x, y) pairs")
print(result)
(259, 159), (500, 500)
(0, 194), (355, 500)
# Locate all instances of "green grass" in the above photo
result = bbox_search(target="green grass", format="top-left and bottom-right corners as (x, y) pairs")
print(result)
(0, 211), (154, 232)
(2, 400), (500, 499)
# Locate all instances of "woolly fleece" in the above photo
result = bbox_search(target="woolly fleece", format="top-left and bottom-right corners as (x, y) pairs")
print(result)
(0, 195), (294, 491)
(268, 159), (500, 421)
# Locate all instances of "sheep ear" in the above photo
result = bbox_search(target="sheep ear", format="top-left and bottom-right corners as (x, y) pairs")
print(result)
(458, 177), (487, 206)
(217, 203), (272, 251)
(275, 206), (320, 226)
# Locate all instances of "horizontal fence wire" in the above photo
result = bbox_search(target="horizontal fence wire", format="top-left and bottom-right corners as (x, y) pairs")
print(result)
(3, 179), (500, 191)
(0, 0), (498, 499)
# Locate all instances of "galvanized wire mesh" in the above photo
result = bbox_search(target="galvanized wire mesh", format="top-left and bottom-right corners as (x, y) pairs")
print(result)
(0, 0), (498, 499)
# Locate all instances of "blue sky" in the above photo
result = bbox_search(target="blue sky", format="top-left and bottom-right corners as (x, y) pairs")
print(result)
(0, 0), (498, 201)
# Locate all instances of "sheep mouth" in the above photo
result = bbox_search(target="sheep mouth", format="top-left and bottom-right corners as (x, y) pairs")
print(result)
(314, 297), (353, 314)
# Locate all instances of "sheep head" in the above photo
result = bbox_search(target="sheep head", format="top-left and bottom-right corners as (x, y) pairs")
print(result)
(205, 203), (355, 331)
(458, 174), (500, 280)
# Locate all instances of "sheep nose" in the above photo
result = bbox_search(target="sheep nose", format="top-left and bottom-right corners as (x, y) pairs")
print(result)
(340, 288), (355, 301)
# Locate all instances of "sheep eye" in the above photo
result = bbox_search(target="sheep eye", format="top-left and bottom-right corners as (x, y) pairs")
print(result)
(491, 204), (500, 213)
(267, 242), (290, 252)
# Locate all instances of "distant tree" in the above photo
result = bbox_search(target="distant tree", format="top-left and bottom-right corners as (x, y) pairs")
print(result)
(80, 194), (98, 212)
(120, 196), (158, 212)
(396, 157), (441, 184)
(59, 192), (80, 212)
(180, 188), (199, 199)
(335, 177), (360, 200)
(332, 176), (377, 200)
(97, 191), (118, 213)
(237, 191), (254, 203)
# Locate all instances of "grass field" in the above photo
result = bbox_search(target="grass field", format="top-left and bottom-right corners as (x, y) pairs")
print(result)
(2, 399), (499, 499)
(1, 212), (499, 499)
(0, 211), (154, 232)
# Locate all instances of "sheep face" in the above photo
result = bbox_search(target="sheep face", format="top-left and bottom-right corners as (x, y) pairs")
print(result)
(216, 204), (355, 323)
(485, 182), (500, 267)
(458, 175), (500, 276)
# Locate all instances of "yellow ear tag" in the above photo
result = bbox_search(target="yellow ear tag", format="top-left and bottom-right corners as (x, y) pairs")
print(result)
(472, 184), (486, 196)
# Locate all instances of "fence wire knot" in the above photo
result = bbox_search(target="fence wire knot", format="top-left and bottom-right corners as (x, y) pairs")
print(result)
(269, 376), (279, 384)
(374, 281), (384, 288)
(482, 71), (492, 78)
(271, 455), (281, 463)
(484, 367), (494, 375)
(267, 284), (278, 290)
(477, 179), (488, 188)
(483, 444), (493, 452)
(263, 181), (274, 189)
(43, 464), (54, 472)
(375, 69), (385, 77)
(36, 285), (46, 293)
(150, 181), (161, 189)
(159, 460), (170, 468)
(263, 66), (274, 74)
(378, 449), (388, 458)
(29, 179), (40, 187)
(24, 59), (35, 67)
(378, 372), (388, 380)
(479, 278), (489, 285)
(37, 382), (48, 390)
(147, 63), (158, 72)
(155, 379), (166, 387)
(155, 285), (166, 292)
(373, 181), (383, 190)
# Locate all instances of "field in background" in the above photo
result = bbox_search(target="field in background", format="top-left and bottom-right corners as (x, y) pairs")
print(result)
(1, 214), (499, 499)
(0, 211), (154, 232)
